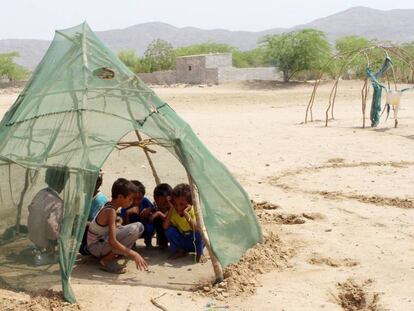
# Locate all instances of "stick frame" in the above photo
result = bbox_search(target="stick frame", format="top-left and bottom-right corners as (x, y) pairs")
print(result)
(187, 174), (224, 283)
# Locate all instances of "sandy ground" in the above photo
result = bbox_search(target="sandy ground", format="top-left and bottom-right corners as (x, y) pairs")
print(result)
(0, 80), (414, 310)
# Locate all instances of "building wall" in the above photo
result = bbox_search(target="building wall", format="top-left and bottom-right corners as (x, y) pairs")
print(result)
(205, 53), (232, 68)
(175, 53), (231, 84)
(204, 68), (219, 84)
(218, 67), (281, 83)
(138, 70), (177, 85)
(176, 55), (208, 84)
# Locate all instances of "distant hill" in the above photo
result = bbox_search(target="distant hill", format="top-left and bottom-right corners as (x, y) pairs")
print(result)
(97, 22), (268, 66)
(291, 6), (414, 42)
(0, 39), (50, 70)
(2, 6), (414, 70)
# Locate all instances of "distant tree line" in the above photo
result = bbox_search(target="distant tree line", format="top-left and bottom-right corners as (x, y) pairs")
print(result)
(119, 29), (414, 83)
(3, 29), (414, 84)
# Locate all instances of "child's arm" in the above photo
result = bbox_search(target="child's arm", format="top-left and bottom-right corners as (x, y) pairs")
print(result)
(183, 209), (198, 231)
(149, 211), (166, 222)
(124, 206), (139, 224)
(162, 196), (174, 229)
(106, 209), (147, 270)
(139, 208), (152, 219)
(162, 207), (174, 229)
(139, 198), (156, 219)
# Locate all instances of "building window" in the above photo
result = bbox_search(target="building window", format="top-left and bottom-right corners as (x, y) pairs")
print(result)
(188, 65), (192, 71)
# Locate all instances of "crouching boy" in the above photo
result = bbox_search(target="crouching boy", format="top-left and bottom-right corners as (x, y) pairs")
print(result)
(163, 183), (203, 262)
(149, 183), (173, 248)
(87, 178), (147, 274)
(121, 180), (156, 247)
(28, 166), (69, 265)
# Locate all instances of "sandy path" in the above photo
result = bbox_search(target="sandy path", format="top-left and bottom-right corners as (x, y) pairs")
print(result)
(0, 80), (413, 310)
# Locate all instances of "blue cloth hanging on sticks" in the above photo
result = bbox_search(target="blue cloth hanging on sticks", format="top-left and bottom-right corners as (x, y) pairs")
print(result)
(366, 57), (392, 127)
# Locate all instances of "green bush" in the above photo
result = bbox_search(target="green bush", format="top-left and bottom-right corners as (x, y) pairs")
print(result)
(0, 52), (28, 81)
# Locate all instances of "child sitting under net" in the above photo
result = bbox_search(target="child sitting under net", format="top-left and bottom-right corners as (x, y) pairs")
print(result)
(163, 183), (204, 262)
(87, 170), (108, 221)
(121, 180), (156, 248)
(87, 178), (147, 274)
(28, 166), (69, 266)
(148, 183), (173, 249)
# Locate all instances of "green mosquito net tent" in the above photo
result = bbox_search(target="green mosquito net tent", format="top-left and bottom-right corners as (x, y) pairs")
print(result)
(0, 23), (262, 302)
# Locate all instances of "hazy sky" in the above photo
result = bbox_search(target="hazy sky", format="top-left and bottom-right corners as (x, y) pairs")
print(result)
(1, 0), (413, 39)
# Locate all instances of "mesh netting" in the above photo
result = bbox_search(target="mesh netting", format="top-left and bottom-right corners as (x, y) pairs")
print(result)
(0, 22), (262, 302)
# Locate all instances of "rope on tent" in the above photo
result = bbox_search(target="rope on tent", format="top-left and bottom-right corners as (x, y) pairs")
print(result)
(116, 139), (158, 152)
(121, 95), (162, 186)
(135, 130), (161, 185)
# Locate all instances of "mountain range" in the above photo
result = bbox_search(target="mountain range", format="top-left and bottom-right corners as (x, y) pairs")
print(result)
(1, 6), (414, 70)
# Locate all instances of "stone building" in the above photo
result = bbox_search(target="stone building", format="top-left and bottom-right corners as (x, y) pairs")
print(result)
(138, 53), (280, 85)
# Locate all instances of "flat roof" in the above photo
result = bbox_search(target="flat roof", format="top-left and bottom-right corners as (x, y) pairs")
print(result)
(176, 53), (231, 59)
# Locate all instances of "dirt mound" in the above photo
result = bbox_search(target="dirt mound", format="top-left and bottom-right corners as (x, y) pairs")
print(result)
(327, 158), (345, 164)
(196, 232), (294, 300)
(253, 201), (305, 225)
(256, 210), (307, 225)
(308, 253), (358, 267)
(333, 279), (383, 311)
(317, 191), (414, 209)
(272, 213), (306, 225)
(0, 288), (81, 311)
(252, 200), (280, 210)
(349, 194), (414, 209)
(302, 212), (325, 220)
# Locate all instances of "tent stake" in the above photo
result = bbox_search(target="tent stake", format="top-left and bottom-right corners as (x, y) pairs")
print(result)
(187, 174), (224, 283)
(135, 130), (161, 185)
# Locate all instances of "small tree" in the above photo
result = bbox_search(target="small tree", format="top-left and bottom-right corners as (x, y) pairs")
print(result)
(118, 49), (153, 73)
(144, 39), (175, 72)
(334, 36), (373, 79)
(0, 52), (28, 82)
(118, 49), (140, 72)
(335, 36), (371, 55)
(261, 29), (331, 82)
(233, 48), (268, 68)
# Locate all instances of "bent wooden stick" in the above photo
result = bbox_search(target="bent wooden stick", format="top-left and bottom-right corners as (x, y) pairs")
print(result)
(188, 174), (224, 283)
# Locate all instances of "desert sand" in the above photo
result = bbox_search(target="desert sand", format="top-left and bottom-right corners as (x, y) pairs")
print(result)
(0, 79), (413, 311)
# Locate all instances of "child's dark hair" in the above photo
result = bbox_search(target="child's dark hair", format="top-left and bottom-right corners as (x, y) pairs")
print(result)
(45, 166), (69, 192)
(131, 180), (145, 195)
(153, 183), (173, 198)
(172, 183), (193, 205)
(112, 178), (137, 198)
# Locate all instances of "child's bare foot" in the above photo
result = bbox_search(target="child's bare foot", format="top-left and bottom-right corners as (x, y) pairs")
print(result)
(196, 253), (206, 263)
(99, 259), (126, 274)
(169, 249), (186, 260)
